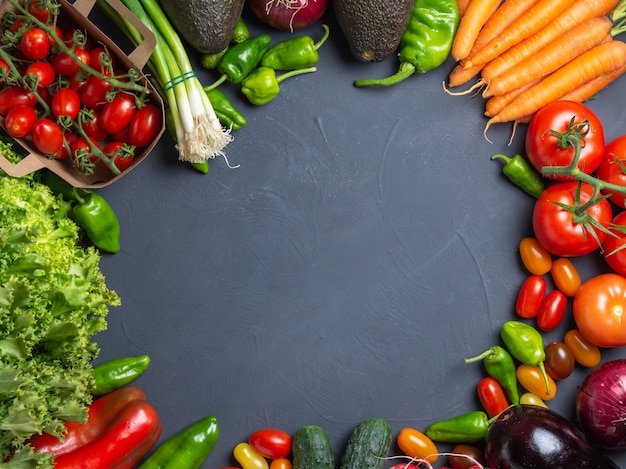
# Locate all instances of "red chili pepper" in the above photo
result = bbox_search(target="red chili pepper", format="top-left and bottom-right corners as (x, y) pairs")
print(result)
(477, 377), (509, 418)
(28, 387), (161, 469)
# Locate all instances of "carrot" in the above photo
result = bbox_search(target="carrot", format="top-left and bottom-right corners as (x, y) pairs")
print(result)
(482, 17), (613, 98)
(484, 79), (540, 117)
(469, 0), (541, 54)
(458, 0), (472, 17)
(480, 0), (620, 80)
(485, 39), (626, 130)
(559, 62), (626, 101)
(463, 0), (576, 69)
(447, 61), (484, 87)
(451, 0), (502, 61)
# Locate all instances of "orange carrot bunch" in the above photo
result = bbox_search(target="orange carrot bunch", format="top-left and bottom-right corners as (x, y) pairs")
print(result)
(448, 0), (626, 134)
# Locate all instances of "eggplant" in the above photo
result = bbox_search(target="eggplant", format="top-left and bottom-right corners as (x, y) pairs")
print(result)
(485, 405), (619, 468)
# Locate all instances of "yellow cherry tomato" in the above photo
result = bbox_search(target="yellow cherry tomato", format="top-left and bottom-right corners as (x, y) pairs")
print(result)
(234, 442), (269, 469)
(397, 427), (438, 464)
(516, 364), (557, 401)
(520, 392), (548, 408)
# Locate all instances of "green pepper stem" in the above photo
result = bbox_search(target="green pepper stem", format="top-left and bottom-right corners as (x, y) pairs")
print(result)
(463, 348), (494, 364)
(315, 24), (330, 50)
(276, 67), (317, 84)
(538, 361), (551, 396)
(203, 74), (228, 91)
(354, 62), (416, 87)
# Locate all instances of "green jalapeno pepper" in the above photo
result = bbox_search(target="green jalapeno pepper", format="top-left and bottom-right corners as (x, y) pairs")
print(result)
(138, 415), (219, 469)
(492, 153), (545, 198)
(241, 66), (317, 105)
(354, 0), (460, 87)
(206, 34), (272, 89)
(501, 320), (551, 396)
(261, 24), (330, 71)
(231, 17), (249, 44)
(40, 171), (121, 253)
(206, 88), (247, 130)
(465, 345), (520, 405)
(201, 48), (228, 70)
(425, 410), (489, 443)
(93, 355), (151, 396)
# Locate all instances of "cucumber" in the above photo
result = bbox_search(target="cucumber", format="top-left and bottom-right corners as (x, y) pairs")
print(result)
(292, 425), (335, 469)
(340, 418), (392, 469)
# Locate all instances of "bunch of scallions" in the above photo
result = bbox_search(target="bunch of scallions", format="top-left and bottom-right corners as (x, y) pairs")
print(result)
(97, 0), (232, 165)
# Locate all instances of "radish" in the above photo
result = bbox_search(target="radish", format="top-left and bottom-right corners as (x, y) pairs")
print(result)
(247, 0), (328, 31)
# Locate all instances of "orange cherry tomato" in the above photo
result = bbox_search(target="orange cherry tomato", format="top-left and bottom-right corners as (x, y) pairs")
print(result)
(516, 275), (547, 318)
(519, 237), (552, 275)
(516, 364), (557, 401)
(270, 458), (292, 469)
(551, 258), (581, 296)
(397, 427), (438, 464)
(564, 329), (601, 367)
(573, 273), (626, 347)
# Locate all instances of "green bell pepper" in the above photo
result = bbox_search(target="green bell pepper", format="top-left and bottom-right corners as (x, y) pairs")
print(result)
(355, 0), (460, 87)
(465, 345), (520, 405)
(241, 66), (317, 106)
(501, 320), (551, 396)
(93, 355), (151, 395)
(138, 415), (219, 469)
(261, 24), (330, 71)
(492, 153), (545, 198)
(206, 87), (247, 130)
(425, 410), (490, 443)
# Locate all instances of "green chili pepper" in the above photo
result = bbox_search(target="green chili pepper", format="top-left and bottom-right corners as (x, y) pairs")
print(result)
(206, 34), (272, 89)
(425, 410), (489, 443)
(206, 87), (247, 130)
(465, 345), (520, 405)
(492, 153), (545, 198)
(191, 161), (209, 174)
(354, 0), (460, 87)
(40, 171), (121, 253)
(231, 17), (249, 44)
(93, 355), (151, 396)
(261, 24), (330, 71)
(241, 66), (317, 105)
(501, 320), (551, 396)
(138, 415), (219, 469)
(201, 47), (228, 70)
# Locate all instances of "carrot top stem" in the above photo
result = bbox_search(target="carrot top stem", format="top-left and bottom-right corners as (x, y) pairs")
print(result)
(611, 0), (626, 35)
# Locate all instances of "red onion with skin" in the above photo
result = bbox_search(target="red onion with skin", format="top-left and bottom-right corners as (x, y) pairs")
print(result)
(247, 0), (328, 31)
(576, 359), (626, 449)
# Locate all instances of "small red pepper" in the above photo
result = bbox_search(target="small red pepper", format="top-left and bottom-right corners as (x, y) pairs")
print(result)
(477, 377), (509, 418)
(28, 386), (161, 469)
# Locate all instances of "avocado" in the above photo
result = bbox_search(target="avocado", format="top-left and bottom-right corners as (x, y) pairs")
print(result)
(160, 0), (246, 54)
(332, 0), (414, 62)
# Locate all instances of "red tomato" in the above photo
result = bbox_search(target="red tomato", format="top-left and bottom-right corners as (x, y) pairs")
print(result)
(0, 87), (36, 116)
(81, 111), (110, 140)
(597, 135), (626, 208)
(51, 87), (81, 121)
(80, 75), (112, 110)
(128, 103), (162, 147)
(603, 210), (626, 276)
(31, 119), (63, 155)
(525, 101), (605, 180)
(0, 58), (9, 82)
(544, 342), (575, 380)
(20, 27), (50, 60)
(4, 105), (37, 138)
(8, 17), (27, 33)
(532, 182), (612, 257)
(573, 273), (626, 347)
(100, 93), (136, 134)
(248, 428), (292, 459)
(89, 46), (115, 73)
(477, 377), (509, 418)
(71, 136), (99, 163)
(102, 141), (134, 172)
(52, 131), (78, 160)
(28, 1), (50, 22)
(536, 289), (567, 332)
(24, 61), (55, 88)
(516, 275), (547, 319)
(51, 47), (90, 77)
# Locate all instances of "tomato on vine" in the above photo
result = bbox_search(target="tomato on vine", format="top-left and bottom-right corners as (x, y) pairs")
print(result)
(103, 141), (134, 172)
(51, 87), (81, 121)
(532, 182), (612, 257)
(100, 92), (136, 134)
(24, 61), (55, 88)
(20, 27), (50, 60)
(4, 105), (37, 138)
(597, 135), (626, 209)
(525, 101), (605, 179)
(31, 119), (63, 155)
(603, 210), (626, 276)
(129, 103), (161, 147)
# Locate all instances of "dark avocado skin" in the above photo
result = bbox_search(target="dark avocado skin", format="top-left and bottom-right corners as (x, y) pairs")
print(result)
(331, 0), (413, 62)
(160, 0), (245, 54)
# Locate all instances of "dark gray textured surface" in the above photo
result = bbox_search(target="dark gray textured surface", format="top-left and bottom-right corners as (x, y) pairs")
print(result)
(91, 7), (626, 468)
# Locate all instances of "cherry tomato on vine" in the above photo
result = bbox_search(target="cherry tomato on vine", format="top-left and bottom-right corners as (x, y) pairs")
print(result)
(397, 427), (438, 464)
(31, 119), (63, 155)
(516, 275), (547, 319)
(89, 46), (116, 74)
(100, 92), (136, 134)
(603, 210), (626, 276)
(28, 1), (50, 22)
(71, 136), (99, 164)
(516, 364), (557, 401)
(102, 141), (134, 172)
(51, 47), (90, 77)
(449, 444), (486, 469)
(81, 110), (110, 140)
(525, 100), (605, 179)
(129, 103), (161, 147)
(20, 27), (50, 60)
(477, 377), (508, 418)
(550, 257), (581, 296)
(536, 290), (567, 331)
(564, 329), (601, 367)
(597, 135), (626, 208)
(80, 75), (113, 110)
(52, 131), (78, 160)
(8, 17), (26, 33)
(532, 182), (612, 257)
(0, 87), (36, 116)
(248, 428), (291, 459)
(4, 105), (37, 138)
(573, 273), (626, 347)
(544, 341), (575, 380)
(24, 61), (55, 88)
(519, 237), (552, 275)
(51, 87), (81, 121)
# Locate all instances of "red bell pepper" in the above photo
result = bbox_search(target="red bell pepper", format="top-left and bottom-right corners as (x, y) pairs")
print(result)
(27, 386), (161, 469)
